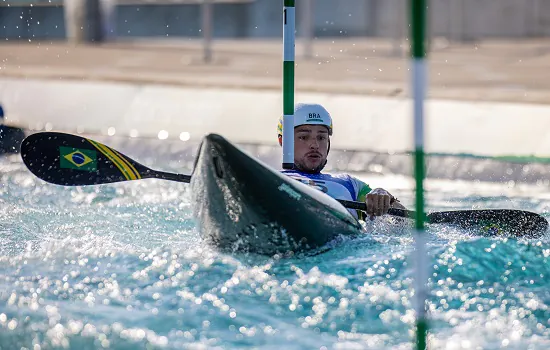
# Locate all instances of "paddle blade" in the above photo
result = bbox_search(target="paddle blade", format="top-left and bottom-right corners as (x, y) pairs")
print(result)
(21, 132), (154, 186)
(427, 209), (548, 238)
(339, 200), (547, 238)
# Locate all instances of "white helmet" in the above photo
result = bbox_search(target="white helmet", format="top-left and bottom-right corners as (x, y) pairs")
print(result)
(277, 103), (333, 138)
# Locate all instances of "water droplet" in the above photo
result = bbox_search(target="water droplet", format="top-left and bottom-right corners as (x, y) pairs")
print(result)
(179, 132), (191, 141)
(158, 130), (169, 140)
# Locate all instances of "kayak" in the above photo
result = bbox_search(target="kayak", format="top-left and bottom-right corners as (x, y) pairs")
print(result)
(190, 133), (365, 255)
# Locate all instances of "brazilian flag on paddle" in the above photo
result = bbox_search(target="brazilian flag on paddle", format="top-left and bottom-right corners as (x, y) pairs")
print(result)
(20, 132), (152, 186)
(59, 146), (98, 172)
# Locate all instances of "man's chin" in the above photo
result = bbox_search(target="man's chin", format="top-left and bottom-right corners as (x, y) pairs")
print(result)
(295, 160), (325, 173)
(307, 161), (322, 169)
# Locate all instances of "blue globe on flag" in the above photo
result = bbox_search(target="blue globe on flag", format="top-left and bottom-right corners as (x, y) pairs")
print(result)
(72, 152), (86, 165)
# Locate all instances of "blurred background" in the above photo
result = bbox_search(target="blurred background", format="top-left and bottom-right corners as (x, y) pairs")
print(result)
(1, 0), (550, 181)
(1, 5), (550, 348)
(1, 0), (549, 43)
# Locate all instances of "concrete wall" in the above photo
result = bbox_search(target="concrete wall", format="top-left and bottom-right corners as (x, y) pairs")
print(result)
(3, 77), (550, 159)
(248, 0), (370, 38)
(0, 5), (66, 40)
(429, 0), (550, 40)
(115, 3), (250, 38)
(377, 0), (550, 40)
(0, 0), (372, 40)
(0, 0), (549, 41)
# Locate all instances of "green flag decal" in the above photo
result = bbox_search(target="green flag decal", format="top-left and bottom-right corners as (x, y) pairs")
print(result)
(59, 146), (97, 172)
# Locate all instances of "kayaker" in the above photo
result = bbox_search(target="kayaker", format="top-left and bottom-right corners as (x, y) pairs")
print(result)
(277, 102), (406, 220)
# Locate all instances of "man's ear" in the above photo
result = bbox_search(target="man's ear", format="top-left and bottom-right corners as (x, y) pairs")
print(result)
(278, 135), (282, 147)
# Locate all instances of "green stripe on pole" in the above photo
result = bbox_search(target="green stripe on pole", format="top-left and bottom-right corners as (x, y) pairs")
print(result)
(411, 0), (428, 349)
(283, 62), (295, 115)
(416, 320), (428, 350)
(412, 0), (427, 59)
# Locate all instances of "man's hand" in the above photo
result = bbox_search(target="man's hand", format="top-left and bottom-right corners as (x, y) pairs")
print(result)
(365, 188), (394, 220)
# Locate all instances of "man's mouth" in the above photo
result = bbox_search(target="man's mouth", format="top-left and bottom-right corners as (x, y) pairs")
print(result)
(306, 153), (322, 160)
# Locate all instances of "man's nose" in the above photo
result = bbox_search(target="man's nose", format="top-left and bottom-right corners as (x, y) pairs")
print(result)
(309, 139), (319, 149)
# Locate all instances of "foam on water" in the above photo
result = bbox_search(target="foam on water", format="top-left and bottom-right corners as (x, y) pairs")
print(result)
(1, 153), (549, 349)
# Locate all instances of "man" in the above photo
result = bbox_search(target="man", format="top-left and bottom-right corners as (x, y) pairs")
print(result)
(277, 102), (406, 220)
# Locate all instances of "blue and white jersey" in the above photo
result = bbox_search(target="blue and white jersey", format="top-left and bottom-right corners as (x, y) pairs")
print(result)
(281, 170), (372, 219)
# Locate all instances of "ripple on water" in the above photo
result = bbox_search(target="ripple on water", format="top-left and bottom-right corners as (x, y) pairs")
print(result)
(1, 155), (550, 349)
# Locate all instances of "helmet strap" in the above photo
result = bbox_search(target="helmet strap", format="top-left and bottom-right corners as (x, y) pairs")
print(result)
(320, 138), (330, 170)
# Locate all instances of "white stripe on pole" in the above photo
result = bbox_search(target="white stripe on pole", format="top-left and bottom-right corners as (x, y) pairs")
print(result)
(414, 227), (428, 324)
(282, 111), (294, 166)
(413, 59), (426, 147)
(283, 7), (296, 61)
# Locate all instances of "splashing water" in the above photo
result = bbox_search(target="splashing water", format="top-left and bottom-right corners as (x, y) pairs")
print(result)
(1, 153), (549, 350)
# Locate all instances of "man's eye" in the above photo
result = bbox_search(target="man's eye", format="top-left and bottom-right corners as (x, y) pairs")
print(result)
(298, 136), (307, 140)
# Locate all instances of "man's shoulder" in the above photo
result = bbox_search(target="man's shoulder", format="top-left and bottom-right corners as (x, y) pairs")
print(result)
(280, 169), (317, 180)
(280, 170), (359, 183)
(321, 172), (369, 188)
(324, 172), (353, 180)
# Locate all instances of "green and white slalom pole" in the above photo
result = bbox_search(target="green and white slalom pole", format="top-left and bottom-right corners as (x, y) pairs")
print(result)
(282, 0), (295, 170)
(411, 0), (429, 349)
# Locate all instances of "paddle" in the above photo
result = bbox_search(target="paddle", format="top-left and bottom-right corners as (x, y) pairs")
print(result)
(339, 200), (547, 238)
(21, 131), (191, 185)
(21, 132), (548, 238)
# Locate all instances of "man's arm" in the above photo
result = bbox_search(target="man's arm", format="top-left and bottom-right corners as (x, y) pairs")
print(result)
(353, 177), (406, 219)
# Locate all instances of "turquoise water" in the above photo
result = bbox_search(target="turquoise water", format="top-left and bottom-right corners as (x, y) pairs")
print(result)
(1, 153), (550, 350)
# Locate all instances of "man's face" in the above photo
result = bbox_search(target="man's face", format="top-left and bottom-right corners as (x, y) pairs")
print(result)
(294, 125), (329, 173)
